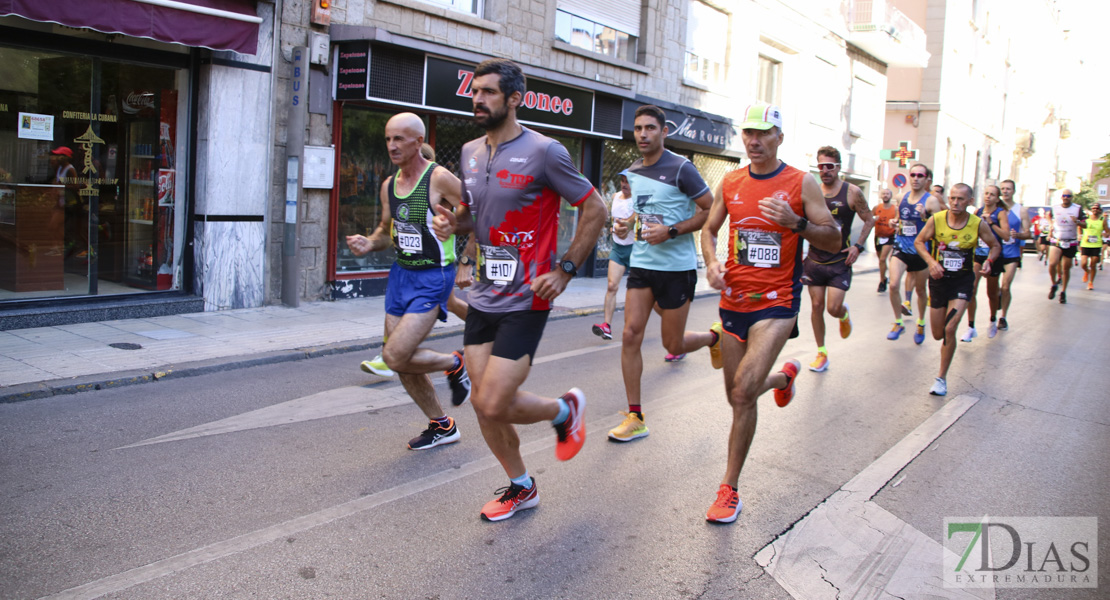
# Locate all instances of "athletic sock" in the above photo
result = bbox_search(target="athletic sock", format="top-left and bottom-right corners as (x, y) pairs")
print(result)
(552, 397), (570, 425)
(709, 330), (720, 346)
(629, 404), (643, 420)
(917, 318), (925, 326)
(817, 346), (827, 354)
(432, 415), (451, 427)
(990, 316), (996, 323)
(450, 353), (462, 372)
(895, 318), (903, 326)
(969, 321), (976, 329)
(511, 472), (533, 490)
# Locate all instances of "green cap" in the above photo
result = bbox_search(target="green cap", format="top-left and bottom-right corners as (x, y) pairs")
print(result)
(740, 103), (783, 131)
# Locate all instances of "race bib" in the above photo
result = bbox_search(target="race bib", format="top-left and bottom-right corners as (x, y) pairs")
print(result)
(735, 229), (781, 268)
(1058, 239), (1077, 249)
(636, 213), (664, 241)
(476, 245), (519, 285)
(901, 223), (917, 237)
(878, 237), (890, 245)
(395, 222), (422, 254)
(1088, 235), (1100, 244)
(941, 250), (964, 272)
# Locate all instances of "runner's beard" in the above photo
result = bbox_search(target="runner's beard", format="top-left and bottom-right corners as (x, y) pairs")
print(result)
(474, 104), (509, 130)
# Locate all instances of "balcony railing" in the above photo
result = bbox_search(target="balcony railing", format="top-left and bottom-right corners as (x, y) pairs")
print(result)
(848, 0), (930, 68)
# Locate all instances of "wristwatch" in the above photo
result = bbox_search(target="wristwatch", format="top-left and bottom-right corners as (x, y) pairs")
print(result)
(459, 255), (474, 266)
(668, 225), (679, 239)
(853, 242), (865, 252)
(560, 259), (577, 276)
(791, 217), (808, 234)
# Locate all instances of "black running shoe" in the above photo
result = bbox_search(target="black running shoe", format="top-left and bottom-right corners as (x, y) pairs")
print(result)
(445, 350), (471, 406)
(408, 418), (461, 450)
(998, 317), (1008, 331)
(878, 279), (888, 293)
(1048, 283), (1058, 300)
(1059, 291), (1066, 304)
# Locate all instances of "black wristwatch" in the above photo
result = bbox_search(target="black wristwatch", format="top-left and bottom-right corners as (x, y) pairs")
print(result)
(668, 225), (679, 239)
(559, 259), (577, 276)
(791, 217), (808, 234)
(459, 255), (474, 266)
(853, 242), (865, 252)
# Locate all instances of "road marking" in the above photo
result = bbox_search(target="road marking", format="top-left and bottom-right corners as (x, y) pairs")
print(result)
(755, 394), (994, 599)
(116, 342), (621, 449)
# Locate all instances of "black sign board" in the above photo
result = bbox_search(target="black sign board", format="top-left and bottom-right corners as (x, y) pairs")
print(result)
(623, 101), (733, 152)
(425, 57), (594, 135)
(335, 42), (370, 101)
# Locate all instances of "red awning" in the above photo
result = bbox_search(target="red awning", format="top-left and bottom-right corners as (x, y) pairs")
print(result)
(1, 0), (261, 55)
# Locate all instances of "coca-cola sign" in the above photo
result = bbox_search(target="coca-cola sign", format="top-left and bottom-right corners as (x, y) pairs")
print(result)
(122, 91), (156, 115)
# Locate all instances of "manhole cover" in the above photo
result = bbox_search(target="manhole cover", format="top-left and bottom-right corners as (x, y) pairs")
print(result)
(109, 342), (143, 350)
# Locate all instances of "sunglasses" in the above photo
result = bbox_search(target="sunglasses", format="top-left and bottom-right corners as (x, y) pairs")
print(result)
(1062, 194), (1073, 198)
(817, 163), (839, 171)
(908, 173), (927, 178)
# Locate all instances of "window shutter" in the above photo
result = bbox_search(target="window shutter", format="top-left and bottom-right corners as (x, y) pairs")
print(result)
(558, 0), (641, 36)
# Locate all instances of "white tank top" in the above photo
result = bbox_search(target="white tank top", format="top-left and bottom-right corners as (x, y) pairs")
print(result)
(1052, 203), (1081, 240)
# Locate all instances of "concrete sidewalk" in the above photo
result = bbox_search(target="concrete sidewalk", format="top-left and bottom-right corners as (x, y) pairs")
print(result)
(0, 251), (883, 403)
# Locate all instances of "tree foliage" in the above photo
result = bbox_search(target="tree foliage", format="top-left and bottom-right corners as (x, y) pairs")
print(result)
(1093, 152), (1110, 182)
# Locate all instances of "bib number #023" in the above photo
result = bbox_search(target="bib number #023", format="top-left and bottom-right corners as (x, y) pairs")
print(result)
(395, 222), (422, 254)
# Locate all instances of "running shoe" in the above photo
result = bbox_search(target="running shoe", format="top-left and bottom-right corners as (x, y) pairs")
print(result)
(592, 322), (612, 340)
(914, 323), (926, 345)
(887, 323), (905, 340)
(445, 350), (471, 406)
(608, 411), (649, 442)
(553, 388), (586, 461)
(929, 377), (947, 396)
(664, 353), (687, 362)
(706, 484), (743, 524)
(407, 418), (460, 450)
(1082, 271), (1089, 283)
(998, 317), (1008, 331)
(709, 321), (724, 370)
(960, 327), (977, 343)
(839, 306), (852, 339)
(480, 480), (539, 522)
(901, 300), (913, 317)
(1048, 283), (1058, 299)
(360, 354), (395, 377)
(773, 359), (801, 408)
(1059, 291), (1067, 304)
(877, 279), (887, 293)
(808, 351), (829, 372)
(1088, 282), (1094, 291)
(988, 322), (998, 338)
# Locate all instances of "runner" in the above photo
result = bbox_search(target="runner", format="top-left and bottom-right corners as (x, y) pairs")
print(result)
(997, 179), (1029, 330)
(915, 183), (1000, 396)
(932, 184), (946, 206)
(609, 104), (716, 442)
(345, 112), (472, 451)
(699, 103), (841, 523)
(1080, 203), (1107, 290)
(1035, 208), (1052, 264)
(887, 163), (944, 344)
(873, 188), (898, 293)
(962, 185), (1009, 341)
(592, 172), (634, 341)
(361, 142), (469, 378)
(448, 59), (606, 521)
(1047, 189), (1085, 304)
(802, 146), (874, 372)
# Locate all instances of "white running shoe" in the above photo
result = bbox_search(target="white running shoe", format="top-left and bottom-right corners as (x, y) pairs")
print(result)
(929, 377), (948, 396)
(960, 327), (977, 343)
(988, 322), (998, 338)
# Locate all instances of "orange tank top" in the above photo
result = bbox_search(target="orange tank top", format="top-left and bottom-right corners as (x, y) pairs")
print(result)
(873, 202), (899, 238)
(719, 163), (806, 313)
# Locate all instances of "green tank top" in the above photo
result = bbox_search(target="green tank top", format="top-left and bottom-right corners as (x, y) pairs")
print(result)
(388, 162), (456, 269)
(1080, 216), (1105, 248)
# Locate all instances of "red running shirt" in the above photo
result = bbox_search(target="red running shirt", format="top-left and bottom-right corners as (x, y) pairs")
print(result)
(718, 163), (807, 313)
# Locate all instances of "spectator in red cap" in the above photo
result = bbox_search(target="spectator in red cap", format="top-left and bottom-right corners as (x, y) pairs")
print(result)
(50, 146), (82, 258)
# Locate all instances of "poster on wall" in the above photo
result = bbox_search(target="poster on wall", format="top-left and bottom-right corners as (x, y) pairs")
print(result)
(18, 112), (54, 140)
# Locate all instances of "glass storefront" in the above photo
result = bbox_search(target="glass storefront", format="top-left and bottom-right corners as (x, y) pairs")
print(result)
(0, 45), (188, 300)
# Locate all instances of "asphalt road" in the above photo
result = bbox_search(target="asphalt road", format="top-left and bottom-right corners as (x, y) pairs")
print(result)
(2, 263), (1107, 599)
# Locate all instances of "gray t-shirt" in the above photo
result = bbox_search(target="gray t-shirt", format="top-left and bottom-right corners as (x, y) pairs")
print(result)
(460, 127), (595, 312)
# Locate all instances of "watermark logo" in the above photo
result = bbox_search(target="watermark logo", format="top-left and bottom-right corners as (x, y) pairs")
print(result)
(944, 517), (1097, 588)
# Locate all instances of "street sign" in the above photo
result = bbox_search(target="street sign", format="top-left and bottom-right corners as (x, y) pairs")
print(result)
(893, 173), (907, 189)
(881, 141), (918, 167)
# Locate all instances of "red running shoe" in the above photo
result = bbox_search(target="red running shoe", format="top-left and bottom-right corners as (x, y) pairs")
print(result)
(773, 359), (801, 408)
(553, 388), (586, 461)
(480, 480), (539, 522)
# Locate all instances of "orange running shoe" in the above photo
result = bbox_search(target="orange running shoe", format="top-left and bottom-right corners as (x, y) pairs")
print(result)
(480, 480), (539, 522)
(773, 359), (801, 408)
(706, 484), (742, 523)
(839, 306), (852, 339)
(553, 388), (586, 461)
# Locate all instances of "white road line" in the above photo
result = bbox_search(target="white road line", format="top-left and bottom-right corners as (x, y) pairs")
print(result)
(116, 342), (622, 450)
(755, 394), (994, 600)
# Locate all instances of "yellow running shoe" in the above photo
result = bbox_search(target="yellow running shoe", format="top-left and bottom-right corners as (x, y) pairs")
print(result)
(607, 411), (649, 442)
(808, 351), (829, 372)
(709, 321), (724, 370)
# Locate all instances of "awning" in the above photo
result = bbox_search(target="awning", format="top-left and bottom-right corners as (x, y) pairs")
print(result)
(1, 0), (262, 55)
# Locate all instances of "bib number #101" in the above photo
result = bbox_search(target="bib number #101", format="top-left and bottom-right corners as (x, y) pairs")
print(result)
(477, 245), (520, 286)
(735, 229), (781, 268)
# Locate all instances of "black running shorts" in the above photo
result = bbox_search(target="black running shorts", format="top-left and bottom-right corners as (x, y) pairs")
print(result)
(928, 272), (975, 309)
(719, 306), (799, 343)
(626, 267), (697, 310)
(1080, 247), (1101, 258)
(801, 257), (852, 290)
(893, 249), (928, 272)
(464, 308), (549, 364)
(973, 254), (1005, 277)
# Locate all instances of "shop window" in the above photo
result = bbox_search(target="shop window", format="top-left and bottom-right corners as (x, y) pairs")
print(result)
(0, 45), (187, 301)
(684, 2), (729, 86)
(554, 4), (639, 63)
(422, 0), (482, 16)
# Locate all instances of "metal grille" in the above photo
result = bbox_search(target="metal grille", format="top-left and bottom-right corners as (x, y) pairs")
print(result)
(368, 46), (423, 105)
(595, 139), (640, 260)
(693, 153), (741, 262)
(430, 115), (484, 254)
(593, 95), (623, 137)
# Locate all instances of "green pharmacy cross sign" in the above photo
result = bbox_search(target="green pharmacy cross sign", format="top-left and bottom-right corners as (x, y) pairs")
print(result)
(881, 141), (917, 167)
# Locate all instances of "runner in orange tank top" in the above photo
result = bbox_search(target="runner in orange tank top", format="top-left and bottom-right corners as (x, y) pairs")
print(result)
(698, 104), (841, 524)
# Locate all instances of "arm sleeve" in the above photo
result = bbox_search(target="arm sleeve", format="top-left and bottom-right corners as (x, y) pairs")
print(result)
(676, 160), (710, 200)
(544, 141), (595, 206)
